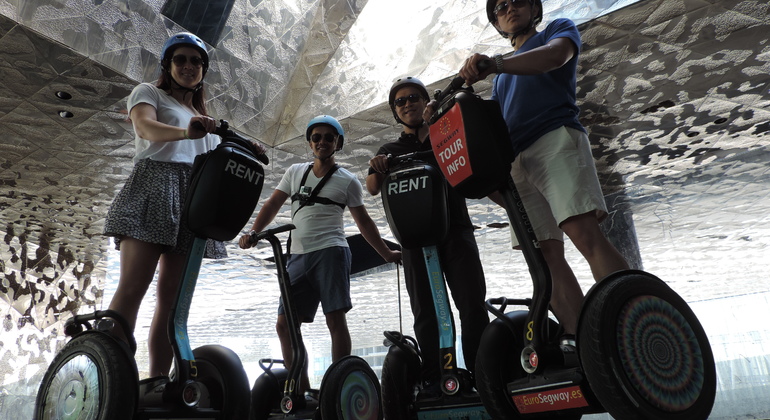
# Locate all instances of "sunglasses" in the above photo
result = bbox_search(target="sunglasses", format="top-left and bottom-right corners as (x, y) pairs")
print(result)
(394, 94), (423, 108)
(494, 0), (529, 17)
(310, 133), (338, 143)
(171, 54), (205, 68)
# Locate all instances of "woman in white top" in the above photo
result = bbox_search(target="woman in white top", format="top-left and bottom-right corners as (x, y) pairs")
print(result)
(103, 32), (239, 378)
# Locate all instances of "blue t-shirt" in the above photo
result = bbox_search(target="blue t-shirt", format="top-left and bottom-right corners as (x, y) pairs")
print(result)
(490, 18), (585, 156)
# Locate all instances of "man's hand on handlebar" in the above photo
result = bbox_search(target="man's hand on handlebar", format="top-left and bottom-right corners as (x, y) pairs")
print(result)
(238, 232), (256, 249)
(384, 249), (402, 265)
(423, 100), (438, 125)
(460, 53), (496, 86)
(369, 154), (390, 174)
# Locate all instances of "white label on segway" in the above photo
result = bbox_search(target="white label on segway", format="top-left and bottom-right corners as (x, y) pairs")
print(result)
(387, 175), (429, 195)
(512, 385), (589, 414)
(225, 158), (264, 185)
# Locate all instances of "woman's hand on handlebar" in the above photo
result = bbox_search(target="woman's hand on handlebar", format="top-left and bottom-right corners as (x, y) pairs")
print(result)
(369, 154), (390, 174)
(250, 140), (268, 157)
(460, 53), (495, 86)
(187, 116), (217, 139)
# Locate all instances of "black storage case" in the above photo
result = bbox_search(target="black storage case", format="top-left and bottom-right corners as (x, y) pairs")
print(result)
(429, 90), (514, 199)
(184, 141), (265, 241)
(381, 162), (449, 250)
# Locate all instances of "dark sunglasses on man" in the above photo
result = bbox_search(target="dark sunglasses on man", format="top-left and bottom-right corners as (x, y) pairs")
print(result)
(494, 0), (529, 18)
(393, 94), (423, 108)
(310, 133), (338, 143)
(171, 54), (205, 68)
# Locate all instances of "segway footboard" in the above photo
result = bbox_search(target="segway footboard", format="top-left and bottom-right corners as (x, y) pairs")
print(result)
(475, 311), (604, 420)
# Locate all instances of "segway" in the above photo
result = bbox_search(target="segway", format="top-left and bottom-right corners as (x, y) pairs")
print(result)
(35, 120), (267, 420)
(425, 70), (717, 419)
(377, 151), (490, 419)
(247, 225), (383, 420)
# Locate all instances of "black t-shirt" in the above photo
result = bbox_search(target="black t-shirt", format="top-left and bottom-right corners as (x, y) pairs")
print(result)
(368, 132), (474, 229)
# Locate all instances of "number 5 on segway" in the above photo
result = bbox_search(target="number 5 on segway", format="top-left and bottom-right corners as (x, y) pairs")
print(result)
(426, 73), (717, 420)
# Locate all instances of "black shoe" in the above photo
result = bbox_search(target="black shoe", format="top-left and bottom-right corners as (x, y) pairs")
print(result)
(138, 376), (168, 407)
(304, 389), (320, 409)
(559, 334), (577, 353)
(416, 380), (442, 401)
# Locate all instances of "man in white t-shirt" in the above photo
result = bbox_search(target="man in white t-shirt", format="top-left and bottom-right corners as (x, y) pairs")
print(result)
(239, 115), (401, 397)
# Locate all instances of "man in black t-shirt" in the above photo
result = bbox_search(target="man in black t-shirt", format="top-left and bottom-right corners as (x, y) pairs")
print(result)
(366, 76), (489, 399)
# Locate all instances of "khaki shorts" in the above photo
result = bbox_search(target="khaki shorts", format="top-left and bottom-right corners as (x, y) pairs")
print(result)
(509, 126), (607, 247)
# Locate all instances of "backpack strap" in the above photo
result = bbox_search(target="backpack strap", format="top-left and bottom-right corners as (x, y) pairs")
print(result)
(286, 163), (344, 255)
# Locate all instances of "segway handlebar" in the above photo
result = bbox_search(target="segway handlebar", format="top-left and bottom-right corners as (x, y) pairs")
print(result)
(193, 120), (269, 165)
(386, 150), (435, 168)
(248, 224), (296, 245)
(433, 59), (494, 104)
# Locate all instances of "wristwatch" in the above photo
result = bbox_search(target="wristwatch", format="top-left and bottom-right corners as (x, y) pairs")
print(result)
(493, 54), (504, 74)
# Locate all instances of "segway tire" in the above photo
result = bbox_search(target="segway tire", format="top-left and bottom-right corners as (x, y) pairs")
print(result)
(578, 271), (717, 420)
(249, 367), (288, 420)
(192, 345), (251, 419)
(381, 345), (419, 420)
(318, 355), (382, 420)
(34, 332), (137, 420)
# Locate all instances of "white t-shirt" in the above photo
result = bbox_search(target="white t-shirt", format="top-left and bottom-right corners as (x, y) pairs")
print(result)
(277, 163), (365, 254)
(127, 83), (219, 165)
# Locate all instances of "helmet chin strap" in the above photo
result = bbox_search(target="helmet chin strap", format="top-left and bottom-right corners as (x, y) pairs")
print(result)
(510, 9), (537, 48)
(168, 69), (202, 99)
(402, 119), (425, 131)
(313, 150), (336, 161)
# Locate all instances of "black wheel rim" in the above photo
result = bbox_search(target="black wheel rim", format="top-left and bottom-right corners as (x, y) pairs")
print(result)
(616, 295), (706, 412)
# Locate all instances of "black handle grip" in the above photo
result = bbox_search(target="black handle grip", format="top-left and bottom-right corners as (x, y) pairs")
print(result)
(249, 224), (296, 244)
(386, 150), (434, 167)
(192, 121), (269, 165)
(433, 58), (494, 103)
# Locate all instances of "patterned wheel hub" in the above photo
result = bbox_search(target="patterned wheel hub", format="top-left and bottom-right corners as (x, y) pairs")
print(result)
(340, 370), (379, 419)
(617, 295), (705, 411)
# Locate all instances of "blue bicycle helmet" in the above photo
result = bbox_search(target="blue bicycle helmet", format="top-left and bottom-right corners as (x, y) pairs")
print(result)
(306, 115), (345, 151)
(161, 32), (209, 75)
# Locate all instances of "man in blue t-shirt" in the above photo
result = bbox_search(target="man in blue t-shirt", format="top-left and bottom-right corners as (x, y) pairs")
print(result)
(455, 0), (629, 345)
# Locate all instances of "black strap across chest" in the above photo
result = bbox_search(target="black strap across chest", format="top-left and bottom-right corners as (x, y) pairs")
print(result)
(290, 163), (345, 218)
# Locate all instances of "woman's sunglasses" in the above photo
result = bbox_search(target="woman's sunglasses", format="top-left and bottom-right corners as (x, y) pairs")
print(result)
(310, 133), (338, 143)
(394, 94), (423, 108)
(171, 55), (205, 68)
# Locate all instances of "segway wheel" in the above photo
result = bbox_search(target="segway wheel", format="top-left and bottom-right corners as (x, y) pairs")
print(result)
(249, 367), (289, 420)
(475, 311), (529, 419)
(578, 271), (717, 420)
(318, 355), (382, 420)
(192, 345), (251, 419)
(34, 332), (137, 420)
(381, 345), (420, 420)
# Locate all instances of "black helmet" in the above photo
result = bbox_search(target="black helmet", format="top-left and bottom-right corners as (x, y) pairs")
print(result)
(486, 0), (543, 39)
(388, 76), (430, 125)
(306, 115), (344, 151)
(161, 32), (209, 76)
